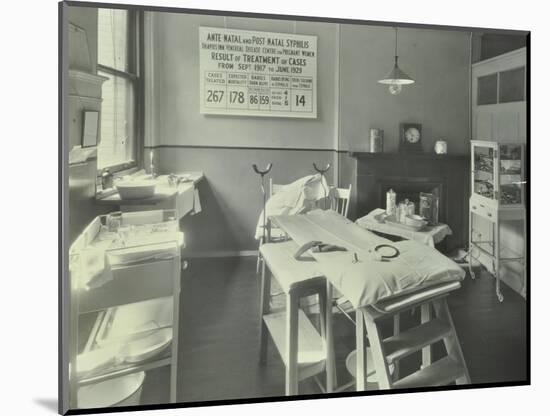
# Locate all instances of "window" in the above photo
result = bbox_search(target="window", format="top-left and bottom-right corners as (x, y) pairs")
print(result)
(499, 67), (525, 103)
(477, 73), (498, 105)
(97, 8), (140, 171)
(476, 66), (525, 106)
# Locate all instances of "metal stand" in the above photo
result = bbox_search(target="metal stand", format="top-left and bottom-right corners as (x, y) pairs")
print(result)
(252, 163), (273, 244)
(468, 206), (526, 303)
(313, 163), (331, 210)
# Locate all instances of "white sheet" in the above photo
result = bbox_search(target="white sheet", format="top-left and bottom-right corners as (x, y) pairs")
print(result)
(271, 210), (465, 309)
(309, 240), (465, 309)
(254, 174), (330, 240)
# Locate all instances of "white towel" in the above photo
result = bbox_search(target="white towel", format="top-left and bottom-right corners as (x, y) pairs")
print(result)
(175, 185), (195, 218)
(255, 174), (329, 240)
(73, 247), (113, 290)
(193, 188), (202, 214)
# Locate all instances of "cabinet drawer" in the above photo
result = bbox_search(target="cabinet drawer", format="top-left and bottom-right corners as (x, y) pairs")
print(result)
(78, 257), (179, 313)
(470, 202), (496, 222)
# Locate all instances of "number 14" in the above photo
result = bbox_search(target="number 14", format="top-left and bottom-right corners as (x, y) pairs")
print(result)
(295, 95), (306, 106)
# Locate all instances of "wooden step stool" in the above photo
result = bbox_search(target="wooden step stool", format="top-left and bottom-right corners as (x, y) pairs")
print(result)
(355, 281), (470, 390)
(259, 241), (335, 396)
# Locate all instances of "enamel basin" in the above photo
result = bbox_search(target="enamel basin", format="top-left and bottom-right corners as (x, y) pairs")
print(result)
(116, 180), (156, 200)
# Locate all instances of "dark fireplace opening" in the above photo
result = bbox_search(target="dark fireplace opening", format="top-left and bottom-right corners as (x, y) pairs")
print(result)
(351, 152), (467, 251)
(379, 178), (445, 222)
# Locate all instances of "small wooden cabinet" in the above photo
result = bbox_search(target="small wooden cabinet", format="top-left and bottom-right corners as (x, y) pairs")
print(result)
(468, 140), (526, 301)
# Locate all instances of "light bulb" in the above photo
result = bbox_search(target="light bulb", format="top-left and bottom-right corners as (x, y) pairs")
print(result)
(389, 84), (402, 95)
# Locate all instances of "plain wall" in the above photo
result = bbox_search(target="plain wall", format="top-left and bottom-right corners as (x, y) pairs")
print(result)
(149, 13), (340, 252)
(152, 13), (339, 150)
(339, 25), (471, 154)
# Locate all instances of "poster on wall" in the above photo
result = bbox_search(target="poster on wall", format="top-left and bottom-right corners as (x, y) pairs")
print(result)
(199, 27), (317, 118)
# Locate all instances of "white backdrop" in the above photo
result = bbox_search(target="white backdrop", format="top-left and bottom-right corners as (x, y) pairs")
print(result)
(2, 0), (545, 415)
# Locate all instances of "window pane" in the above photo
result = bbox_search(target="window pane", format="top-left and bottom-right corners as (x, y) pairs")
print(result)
(97, 71), (135, 169)
(499, 67), (525, 103)
(98, 8), (129, 72)
(477, 73), (497, 105)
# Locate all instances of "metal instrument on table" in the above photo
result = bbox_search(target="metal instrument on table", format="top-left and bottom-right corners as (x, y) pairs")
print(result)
(351, 244), (400, 263)
(252, 163), (273, 243)
(293, 240), (347, 260)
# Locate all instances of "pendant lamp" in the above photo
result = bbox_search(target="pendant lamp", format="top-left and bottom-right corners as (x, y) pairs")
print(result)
(378, 27), (414, 95)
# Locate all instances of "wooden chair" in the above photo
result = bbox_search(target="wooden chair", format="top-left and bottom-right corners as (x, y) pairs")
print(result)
(329, 184), (352, 218)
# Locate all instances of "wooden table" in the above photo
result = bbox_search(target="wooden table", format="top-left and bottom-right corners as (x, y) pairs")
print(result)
(269, 210), (388, 391)
(268, 210), (470, 391)
(356, 208), (452, 248)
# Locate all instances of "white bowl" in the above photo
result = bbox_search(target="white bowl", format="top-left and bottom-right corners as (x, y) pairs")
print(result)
(345, 348), (395, 386)
(78, 371), (145, 408)
(119, 328), (173, 364)
(404, 214), (428, 229)
(116, 180), (156, 200)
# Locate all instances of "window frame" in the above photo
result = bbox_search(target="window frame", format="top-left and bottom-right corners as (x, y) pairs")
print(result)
(97, 8), (144, 175)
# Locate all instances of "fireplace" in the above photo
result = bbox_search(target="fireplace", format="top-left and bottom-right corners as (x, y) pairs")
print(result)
(349, 152), (468, 251)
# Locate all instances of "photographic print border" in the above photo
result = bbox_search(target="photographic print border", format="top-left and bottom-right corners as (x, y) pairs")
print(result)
(59, 1), (531, 414)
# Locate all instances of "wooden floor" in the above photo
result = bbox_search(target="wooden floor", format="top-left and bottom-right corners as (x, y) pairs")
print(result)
(139, 256), (528, 406)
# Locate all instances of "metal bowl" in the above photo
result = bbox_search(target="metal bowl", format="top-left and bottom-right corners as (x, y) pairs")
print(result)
(404, 214), (428, 229)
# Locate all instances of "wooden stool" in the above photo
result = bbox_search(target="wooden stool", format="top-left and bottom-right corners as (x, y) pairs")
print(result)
(355, 281), (470, 390)
(259, 241), (335, 396)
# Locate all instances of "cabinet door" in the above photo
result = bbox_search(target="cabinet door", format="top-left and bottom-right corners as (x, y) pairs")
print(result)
(473, 144), (497, 202)
(499, 144), (523, 205)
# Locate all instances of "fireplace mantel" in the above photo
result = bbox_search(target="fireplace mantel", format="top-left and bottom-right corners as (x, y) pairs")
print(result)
(349, 151), (467, 162)
(349, 151), (469, 251)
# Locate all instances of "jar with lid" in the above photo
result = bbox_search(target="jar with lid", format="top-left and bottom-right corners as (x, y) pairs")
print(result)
(101, 168), (114, 190)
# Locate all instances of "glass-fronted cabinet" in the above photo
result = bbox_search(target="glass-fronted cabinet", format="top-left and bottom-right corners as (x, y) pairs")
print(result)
(472, 140), (524, 207)
(469, 140), (525, 302)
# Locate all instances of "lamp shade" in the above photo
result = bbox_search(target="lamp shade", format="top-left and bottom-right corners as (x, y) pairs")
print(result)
(378, 27), (415, 91)
(378, 59), (415, 85)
